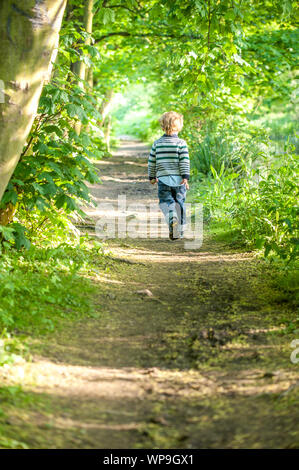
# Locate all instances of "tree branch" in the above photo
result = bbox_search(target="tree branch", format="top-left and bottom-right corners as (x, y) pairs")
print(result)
(95, 1), (146, 17)
(208, 0), (211, 50)
(104, 4), (139, 14)
(95, 31), (203, 42)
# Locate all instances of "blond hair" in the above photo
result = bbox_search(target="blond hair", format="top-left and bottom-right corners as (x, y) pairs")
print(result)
(159, 111), (183, 135)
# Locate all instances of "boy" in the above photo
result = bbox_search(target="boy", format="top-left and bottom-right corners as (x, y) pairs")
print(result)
(148, 111), (190, 240)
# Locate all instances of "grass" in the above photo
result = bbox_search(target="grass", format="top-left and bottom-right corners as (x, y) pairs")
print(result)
(203, 217), (299, 312)
(0, 385), (56, 449)
(0, 236), (116, 448)
(0, 239), (108, 336)
(0, 213), (298, 448)
(0, 236), (119, 373)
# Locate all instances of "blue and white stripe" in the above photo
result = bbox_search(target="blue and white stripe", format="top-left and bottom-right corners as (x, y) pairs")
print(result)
(148, 134), (190, 180)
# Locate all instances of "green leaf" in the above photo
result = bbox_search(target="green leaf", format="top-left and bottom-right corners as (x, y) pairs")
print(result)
(98, 8), (115, 25)
(11, 224), (30, 250)
(34, 142), (49, 154)
(55, 194), (77, 211)
(66, 104), (88, 123)
(255, 238), (265, 249)
(0, 226), (15, 242)
(43, 125), (63, 138)
(1, 190), (18, 205)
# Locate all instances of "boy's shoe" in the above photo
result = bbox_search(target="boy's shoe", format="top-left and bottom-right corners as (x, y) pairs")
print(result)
(169, 218), (180, 240)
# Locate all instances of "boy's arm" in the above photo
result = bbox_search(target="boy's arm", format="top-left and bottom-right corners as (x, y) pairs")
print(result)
(148, 143), (157, 184)
(178, 141), (190, 187)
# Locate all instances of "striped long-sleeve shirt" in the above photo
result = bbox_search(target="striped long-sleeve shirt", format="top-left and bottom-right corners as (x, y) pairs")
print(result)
(148, 134), (190, 181)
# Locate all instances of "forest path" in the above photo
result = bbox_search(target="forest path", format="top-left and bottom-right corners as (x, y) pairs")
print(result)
(1, 140), (298, 449)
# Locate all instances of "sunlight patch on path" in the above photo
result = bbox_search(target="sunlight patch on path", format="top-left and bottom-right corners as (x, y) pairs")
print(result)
(1, 360), (296, 401)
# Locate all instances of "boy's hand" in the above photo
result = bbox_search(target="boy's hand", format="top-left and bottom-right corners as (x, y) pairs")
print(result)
(150, 178), (158, 185)
(181, 178), (189, 190)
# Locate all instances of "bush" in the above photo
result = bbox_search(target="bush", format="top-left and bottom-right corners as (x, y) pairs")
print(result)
(0, 240), (105, 334)
(192, 143), (299, 263)
(185, 120), (269, 178)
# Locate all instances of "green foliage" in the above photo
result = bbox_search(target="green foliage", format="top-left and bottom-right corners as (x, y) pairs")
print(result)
(193, 143), (299, 263)
(0, 386), (39, 448)
(0, 25), (104, 248)
(10, 74), (101, 211)
(234, 147), (299, 262)
(111, 84), (160, 141)
(0, 223), (30, 250)
(186, 120), (269, 177)
(2, 0), (293, 235)
(0, 0), (297, 313)
(0, 239), (105, 334)
(0, 330), (27, 367)
(252, 96), (299, 154)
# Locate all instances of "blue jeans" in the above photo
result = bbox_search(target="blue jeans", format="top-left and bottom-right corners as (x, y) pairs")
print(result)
(158, 180), (187, 228)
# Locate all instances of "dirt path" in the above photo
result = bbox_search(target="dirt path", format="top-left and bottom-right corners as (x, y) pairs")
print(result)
(1, 141), (299, 449)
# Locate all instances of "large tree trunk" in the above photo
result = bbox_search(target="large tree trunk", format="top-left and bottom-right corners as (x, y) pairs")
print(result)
(0, 0), (67, 202)
(75, 0), (94, 135)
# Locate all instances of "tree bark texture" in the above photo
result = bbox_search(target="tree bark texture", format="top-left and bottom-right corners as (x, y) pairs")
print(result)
(75, 0), (94, 135)
(0, 0), (67, 202)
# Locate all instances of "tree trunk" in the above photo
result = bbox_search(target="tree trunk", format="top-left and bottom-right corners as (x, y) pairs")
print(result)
(0, 202), (17, 226)
(0, 0), (67, 202)
(99, 89), (114, 127)
(87, 66), (94, 89)
(104, 115), (112, 153)
(75, 0), (94, 135)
